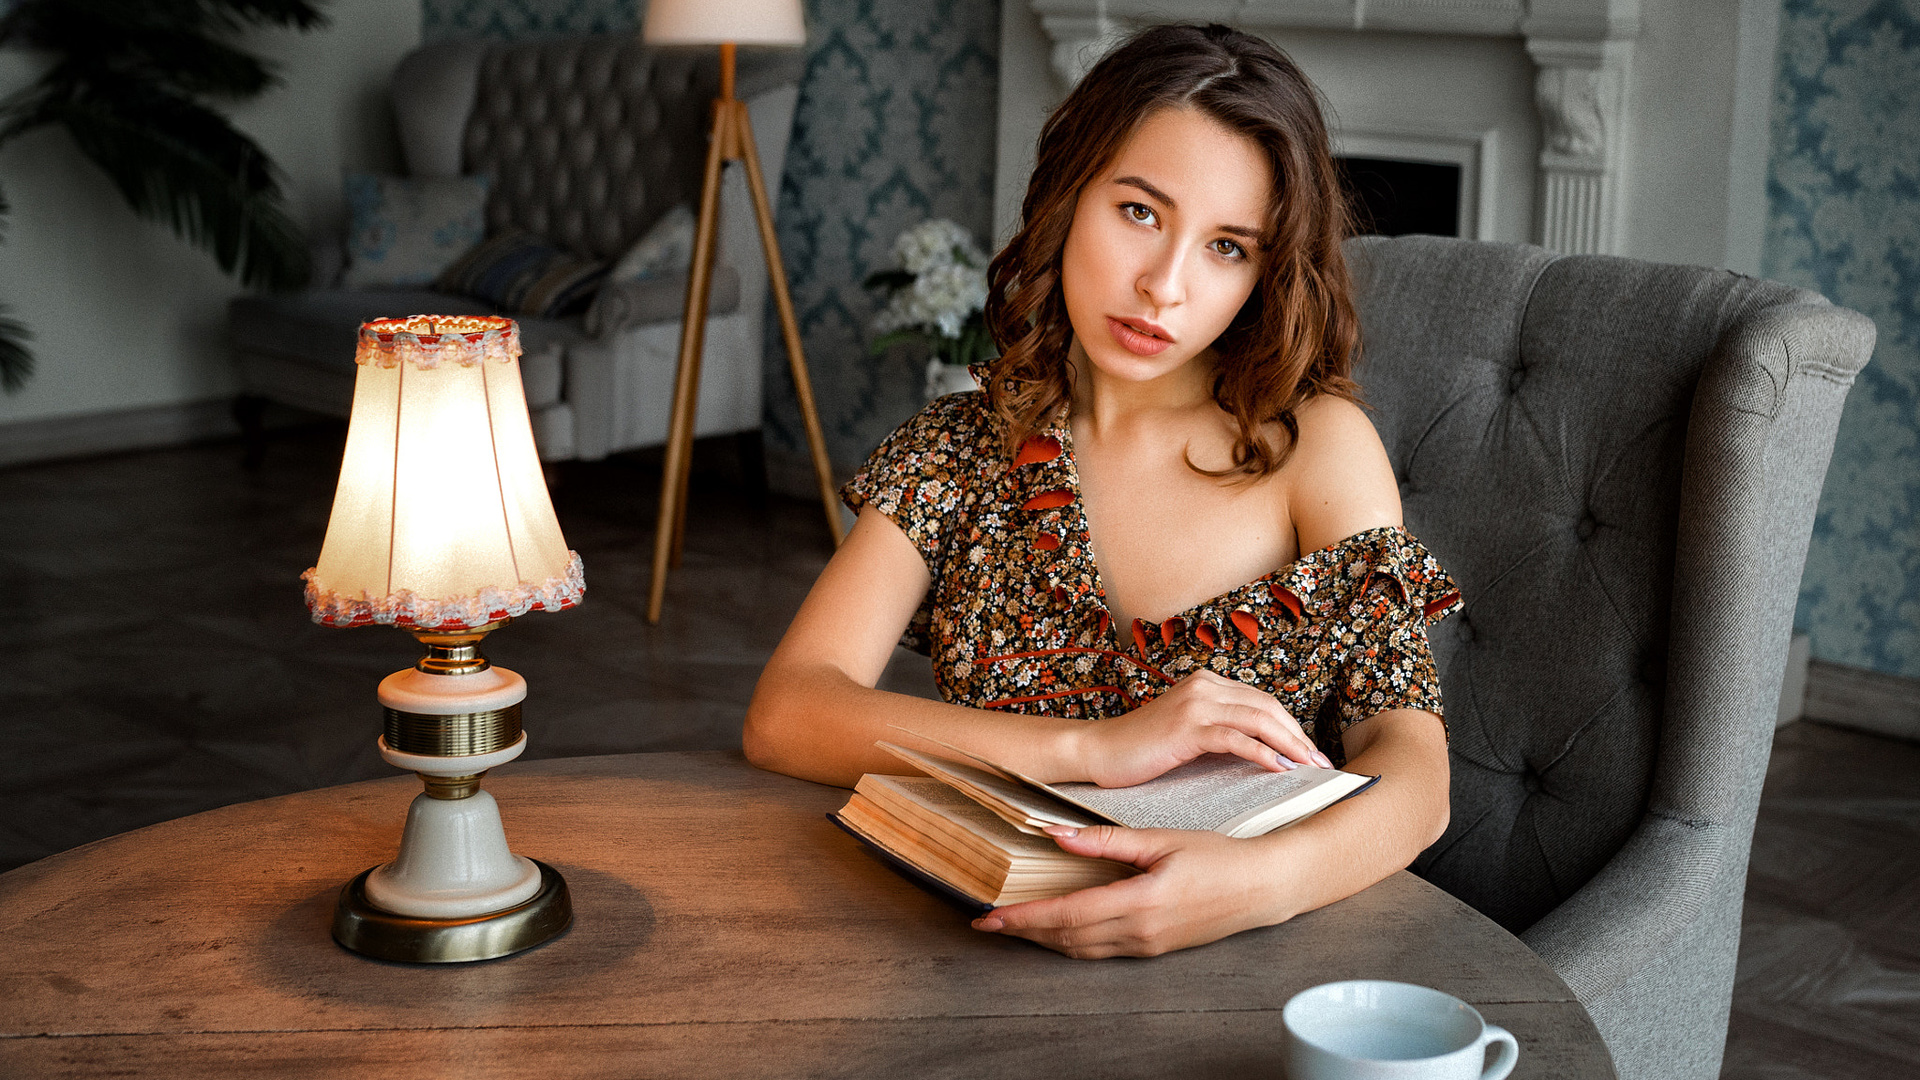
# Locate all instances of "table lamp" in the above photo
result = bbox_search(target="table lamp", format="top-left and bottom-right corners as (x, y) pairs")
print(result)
(641, 0), (844, 624)
(303, 315), (585, 963)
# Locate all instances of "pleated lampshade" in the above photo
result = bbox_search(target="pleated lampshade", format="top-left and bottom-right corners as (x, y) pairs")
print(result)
(642, 0), (806, 46)
(304, 315), (584, 631)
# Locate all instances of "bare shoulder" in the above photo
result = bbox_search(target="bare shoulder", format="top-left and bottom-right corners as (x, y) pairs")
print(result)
(1283, 394), (1402, 553)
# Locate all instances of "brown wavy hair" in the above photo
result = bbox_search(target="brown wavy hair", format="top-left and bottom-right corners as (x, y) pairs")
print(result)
(984, 23), (1361, 479)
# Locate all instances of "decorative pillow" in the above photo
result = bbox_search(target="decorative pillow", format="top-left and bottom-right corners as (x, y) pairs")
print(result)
(435, 229), (609, 318)
(607, 203), (697, 284)
(341, 173), (489, 287)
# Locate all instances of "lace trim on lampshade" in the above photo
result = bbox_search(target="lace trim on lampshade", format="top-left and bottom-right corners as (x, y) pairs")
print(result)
(356, 315), (522, 369)
(302, 551), (585, 631)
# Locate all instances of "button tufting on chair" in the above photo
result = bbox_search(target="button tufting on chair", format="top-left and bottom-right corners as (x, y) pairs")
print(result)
(1347, 233), (1875, 1080)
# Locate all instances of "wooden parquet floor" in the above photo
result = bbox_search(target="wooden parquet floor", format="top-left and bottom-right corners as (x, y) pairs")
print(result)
(2, 424), (1915, 1077)
(1722, 721), (1920, 1079)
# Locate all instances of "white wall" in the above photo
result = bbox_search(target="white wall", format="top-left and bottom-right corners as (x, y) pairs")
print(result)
(0, 0), (420, 437)
(1619, 0), (1750, 270)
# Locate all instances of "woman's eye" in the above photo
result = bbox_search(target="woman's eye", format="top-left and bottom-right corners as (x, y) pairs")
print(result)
(1210, 238), (1247, 260)
(1122, 202), (1157, 225)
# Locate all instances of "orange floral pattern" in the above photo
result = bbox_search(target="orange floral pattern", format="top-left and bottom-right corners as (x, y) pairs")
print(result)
(843, 392), (1462, 754)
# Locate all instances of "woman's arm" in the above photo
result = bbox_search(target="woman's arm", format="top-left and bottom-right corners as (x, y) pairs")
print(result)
(744, 507), (1094, 787)
(975, 706), (1448, 957)
(744, 507), (1324, 788)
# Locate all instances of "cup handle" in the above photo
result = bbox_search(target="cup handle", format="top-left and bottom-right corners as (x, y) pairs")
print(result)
(1480, 1024), (1519, 1080)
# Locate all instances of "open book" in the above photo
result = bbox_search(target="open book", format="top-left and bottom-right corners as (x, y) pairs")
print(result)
(829, 732), (1378, 913)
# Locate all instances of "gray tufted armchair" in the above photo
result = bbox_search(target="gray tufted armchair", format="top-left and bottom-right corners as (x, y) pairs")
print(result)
(1346, 235), (1874, 1080)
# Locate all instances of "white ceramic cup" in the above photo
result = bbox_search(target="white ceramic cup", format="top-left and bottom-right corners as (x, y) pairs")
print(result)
(1282, 980), (1519, 1080)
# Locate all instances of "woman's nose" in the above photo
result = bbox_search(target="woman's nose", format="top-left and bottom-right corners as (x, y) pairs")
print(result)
(1136, 244), (1186, 309)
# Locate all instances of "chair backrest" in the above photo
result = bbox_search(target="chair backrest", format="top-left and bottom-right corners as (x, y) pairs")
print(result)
(392, 36), (802, 262)
(1346, 235), (1868, 932)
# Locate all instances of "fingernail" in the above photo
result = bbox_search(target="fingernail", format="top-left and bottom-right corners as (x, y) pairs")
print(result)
(1043, 825), (1079, 838)
(973, 915), (1004, 931)
(1276, 754), (1297, 770)
(1312, 751), (1334, 769)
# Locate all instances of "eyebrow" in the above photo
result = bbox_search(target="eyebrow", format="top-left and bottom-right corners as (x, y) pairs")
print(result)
(1112, 174), (1263, 242)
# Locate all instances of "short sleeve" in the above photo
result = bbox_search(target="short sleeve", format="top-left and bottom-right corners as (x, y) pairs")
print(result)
(840, 394), (1001, 653)
(1323, 531), (1462, 734)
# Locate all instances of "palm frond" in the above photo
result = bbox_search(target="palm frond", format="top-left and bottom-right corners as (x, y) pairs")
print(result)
(197, 0), (330, 32)
(31, 19), (278, 99)
(0, 0), (327, 392)
(0, 305), (34, 393)
(49, 76), (309, 289)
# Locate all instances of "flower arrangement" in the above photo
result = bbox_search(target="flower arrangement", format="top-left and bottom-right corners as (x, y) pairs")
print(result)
(864, 219), (995, 370)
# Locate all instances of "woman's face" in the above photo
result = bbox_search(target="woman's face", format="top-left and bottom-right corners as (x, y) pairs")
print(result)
(1060, 106), (1272, 387)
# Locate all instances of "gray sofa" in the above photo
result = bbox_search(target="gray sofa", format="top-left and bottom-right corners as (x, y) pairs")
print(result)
(230, 35), (802, 462)
(1349, 235), (1874, 1080)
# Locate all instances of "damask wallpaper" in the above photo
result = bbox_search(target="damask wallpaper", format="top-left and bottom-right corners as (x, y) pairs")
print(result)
(758, 0), (1001, 473)
(1766, 0), (1920, 679)
(422, 0), (1002, 477)
(423, 0), (637, 37)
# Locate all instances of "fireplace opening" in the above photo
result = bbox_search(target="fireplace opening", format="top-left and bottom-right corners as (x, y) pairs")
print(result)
(1337, 156), (1462, 238)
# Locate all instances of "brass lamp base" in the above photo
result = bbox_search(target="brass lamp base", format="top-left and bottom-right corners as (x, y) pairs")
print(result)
(332, 859), (572, 963)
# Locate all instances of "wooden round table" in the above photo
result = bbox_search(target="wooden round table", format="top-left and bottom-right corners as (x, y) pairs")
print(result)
(0, 752), (1615, 1078)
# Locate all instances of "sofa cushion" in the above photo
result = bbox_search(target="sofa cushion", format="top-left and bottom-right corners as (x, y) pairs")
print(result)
(608, 203), (696, 283)
(228, 289), (575, 410)
(436, 228), (609, 317)
(341, 174), (490, 287)
(584, 265), (739, 338)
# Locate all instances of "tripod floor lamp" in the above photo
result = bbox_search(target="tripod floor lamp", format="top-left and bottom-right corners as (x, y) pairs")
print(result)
(643, 0), (844, 624)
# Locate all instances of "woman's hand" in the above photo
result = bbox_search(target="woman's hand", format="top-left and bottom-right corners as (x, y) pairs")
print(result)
(1072, 669), (1330, 787)
(972, 824), (1292, 958)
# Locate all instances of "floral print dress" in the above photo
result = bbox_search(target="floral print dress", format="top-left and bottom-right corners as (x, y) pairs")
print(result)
(842, 391), (1462, 763)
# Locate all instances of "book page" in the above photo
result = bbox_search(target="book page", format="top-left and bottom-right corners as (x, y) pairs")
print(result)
(879, 742), (1106, 833)
(884, 726), (1123, 827)
(881, 729), (1373, 839)
(859, 775), (1063, 860)
(1051, 755), (1343, 833)
(843, 779), (1135, 905)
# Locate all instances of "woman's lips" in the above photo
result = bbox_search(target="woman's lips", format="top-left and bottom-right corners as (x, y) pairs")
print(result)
(1107, 316), (1173, 356)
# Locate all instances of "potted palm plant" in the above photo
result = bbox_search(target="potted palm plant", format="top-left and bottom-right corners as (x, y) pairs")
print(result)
(0, 0), (325, 393)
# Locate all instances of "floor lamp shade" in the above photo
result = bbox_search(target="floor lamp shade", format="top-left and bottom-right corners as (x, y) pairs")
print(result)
(305, 316), (584, 632)
(642, 0), (805, 45)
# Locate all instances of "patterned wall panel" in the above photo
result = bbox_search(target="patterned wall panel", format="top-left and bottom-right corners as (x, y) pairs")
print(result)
(760, 0), (1002, 472)
(424, 0), (639, 38)
(1766, 0), (1920, 679)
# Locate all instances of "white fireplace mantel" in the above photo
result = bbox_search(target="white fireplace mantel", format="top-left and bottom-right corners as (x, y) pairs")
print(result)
(1027, 0), (1640, 256)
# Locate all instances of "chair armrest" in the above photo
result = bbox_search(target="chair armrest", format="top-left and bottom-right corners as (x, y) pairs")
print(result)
(585, 266), (741, 339)
(1519, 809), (1733, 1002)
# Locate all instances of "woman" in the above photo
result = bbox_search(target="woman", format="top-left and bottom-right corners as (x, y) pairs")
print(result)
(744, 23), (1459, 959)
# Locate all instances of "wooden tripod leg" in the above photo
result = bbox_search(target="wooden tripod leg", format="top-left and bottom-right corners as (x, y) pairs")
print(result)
(648, 99), (730, 625)
(735, 101), (846, 546)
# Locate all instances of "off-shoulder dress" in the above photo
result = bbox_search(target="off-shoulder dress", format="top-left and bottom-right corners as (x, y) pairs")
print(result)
(842, 391), (1463, 764)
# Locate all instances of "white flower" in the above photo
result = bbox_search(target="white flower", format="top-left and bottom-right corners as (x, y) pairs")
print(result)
(873, 258), (987, 339)
(894, 218), (985, 274)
